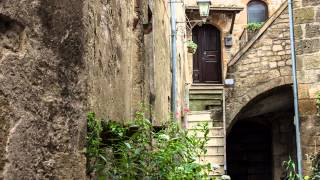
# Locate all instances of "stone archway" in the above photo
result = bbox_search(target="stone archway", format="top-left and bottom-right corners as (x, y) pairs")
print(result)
(226, 76), (292, 130)
(226, 85), (297, 180)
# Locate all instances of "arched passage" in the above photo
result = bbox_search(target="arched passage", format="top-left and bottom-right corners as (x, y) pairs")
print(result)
(227, 85), (297, 180)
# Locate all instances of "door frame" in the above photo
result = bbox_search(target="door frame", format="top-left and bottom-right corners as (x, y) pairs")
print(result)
(191, 24), (223, 84)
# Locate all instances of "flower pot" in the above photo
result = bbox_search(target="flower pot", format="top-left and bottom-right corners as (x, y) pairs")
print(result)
(187, 47), (196, 54)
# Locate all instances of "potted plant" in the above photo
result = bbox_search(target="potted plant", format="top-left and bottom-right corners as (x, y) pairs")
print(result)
(246, 22), (263, 40)
(186, 40), (198, 54)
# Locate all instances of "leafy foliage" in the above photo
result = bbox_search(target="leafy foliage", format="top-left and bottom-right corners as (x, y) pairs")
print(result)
(186, 40), (198, 54)
(283, 157), (311, 180)
(246, 22), (263, 31)
(309, 153), (320, 180)
(316, 92), (320, 116)
(86, 111), (217, 180)
(283, 157), (300, 180)
(86, 112), (105, 175)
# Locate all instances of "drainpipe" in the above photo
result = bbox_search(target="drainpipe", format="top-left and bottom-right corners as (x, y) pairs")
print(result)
(222, 88), (227, 174)
(288, 0), (303, 178)
(170, 0), (177, 120)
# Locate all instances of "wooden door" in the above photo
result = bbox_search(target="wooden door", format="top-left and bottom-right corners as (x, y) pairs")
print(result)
(192, 25), (222, 83)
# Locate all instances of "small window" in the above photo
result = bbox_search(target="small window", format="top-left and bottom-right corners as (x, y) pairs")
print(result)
(247, 1), (268, 23)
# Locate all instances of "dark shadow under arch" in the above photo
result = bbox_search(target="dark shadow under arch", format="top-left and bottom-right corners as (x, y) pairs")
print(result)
(227, 85), (297, 180)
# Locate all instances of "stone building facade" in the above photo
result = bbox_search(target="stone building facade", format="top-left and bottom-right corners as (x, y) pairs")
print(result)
(0, 0), (319, 179)
(0, 0), (182, 178)
(225, 2), (297, 178)
(294, 0), (320, 175)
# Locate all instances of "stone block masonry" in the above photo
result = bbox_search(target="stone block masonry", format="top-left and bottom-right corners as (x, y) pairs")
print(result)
(294, 0), (320, 175)
(226, 4), (292, 128)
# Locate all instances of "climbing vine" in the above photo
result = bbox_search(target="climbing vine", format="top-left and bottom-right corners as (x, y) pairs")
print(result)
(86, 111), (219, 179)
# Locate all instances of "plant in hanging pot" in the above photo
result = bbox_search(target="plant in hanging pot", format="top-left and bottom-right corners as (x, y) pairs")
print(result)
(186, 40), (198, 54)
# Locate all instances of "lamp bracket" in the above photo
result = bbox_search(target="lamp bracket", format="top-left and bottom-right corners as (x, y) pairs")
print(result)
(168, 0), (184, 3)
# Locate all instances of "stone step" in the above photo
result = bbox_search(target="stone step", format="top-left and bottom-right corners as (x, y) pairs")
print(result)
(206, 137), (225, 147)
(188, 110), (216, 115)
(209, 168), (225, 176)
(191, 83), (224, 87)
(205, 146), (225, 156)
(189, 89), (223, 95)
(188, 113), (211, 121)
(188, 127), (224, 137)
(199, 155), (224, 165)
(188, 121), (223, 128)
(189, 99), (222, 111)
(189, 94), (223, 100)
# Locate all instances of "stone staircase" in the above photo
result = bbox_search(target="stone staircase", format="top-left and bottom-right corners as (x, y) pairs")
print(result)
(189, 84), (223, 111)
(187, 84), (225, 177)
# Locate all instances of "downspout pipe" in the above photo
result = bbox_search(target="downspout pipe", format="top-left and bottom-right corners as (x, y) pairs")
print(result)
(288, 0), (303, 178)
(170, 1), (177, 120)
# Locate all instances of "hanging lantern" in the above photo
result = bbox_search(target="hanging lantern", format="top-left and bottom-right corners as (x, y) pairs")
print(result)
(197, 0), (211, 17)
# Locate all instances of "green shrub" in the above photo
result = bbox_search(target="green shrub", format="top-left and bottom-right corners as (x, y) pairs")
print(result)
(86, 112), (107, 176)
(283, 157), (300, 180)
(86, 111), (216, 180)
(246, 22), (264, 31)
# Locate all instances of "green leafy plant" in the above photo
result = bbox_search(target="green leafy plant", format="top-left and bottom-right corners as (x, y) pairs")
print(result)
(283, 157), (300, 180)
(246, 22), (263, 31)
(316, 92), (320, 116)
(86, 112), (106, 176)
(186, 40), (198, 54)
(86, 110), (217, 179)
(308, 152), (320, 180)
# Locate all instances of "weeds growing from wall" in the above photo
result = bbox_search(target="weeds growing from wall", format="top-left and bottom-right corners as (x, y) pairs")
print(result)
(283, 157), (301, 180)
(282, 156), (319, 180)
(308, 152), (320, 180)
(316, 92), (320, 116)
(86, 111), (217, 179)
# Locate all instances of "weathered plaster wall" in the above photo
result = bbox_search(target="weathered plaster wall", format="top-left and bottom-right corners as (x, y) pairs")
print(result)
(87, 0), (174, 125)
(294, 0), (320, 175)
(86, 0), (148, 123)
(225, 6), (292, 128)
(175, 2), (193, 121)
(150, 0), (173, 124)
(0, 0), (87, 178)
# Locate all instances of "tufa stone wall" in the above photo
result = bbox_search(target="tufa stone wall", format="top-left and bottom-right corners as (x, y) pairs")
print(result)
(147, 0), (172, 124)
(86, 0), (148, 123)
(294, 0), (320, 175)
(225, 4), (292, 129)
(0, 0), (87, 179)
(0, 0), (173, 178)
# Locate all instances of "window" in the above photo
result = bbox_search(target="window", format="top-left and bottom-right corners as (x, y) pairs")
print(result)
(247, 1), (268, 23)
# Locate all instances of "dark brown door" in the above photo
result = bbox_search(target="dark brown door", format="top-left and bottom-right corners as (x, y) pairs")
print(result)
(192, 25), (222, 83)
